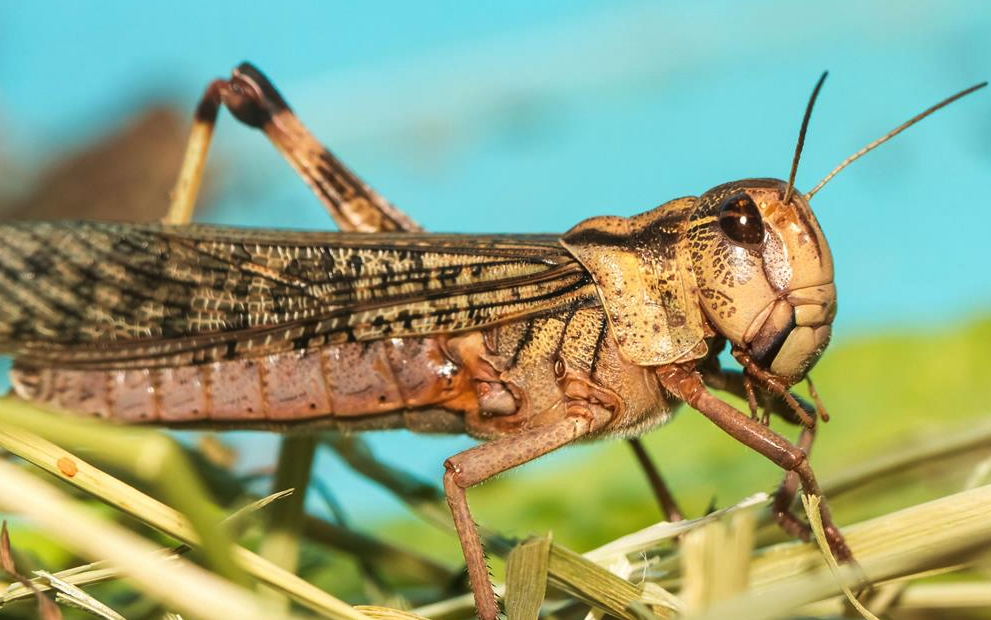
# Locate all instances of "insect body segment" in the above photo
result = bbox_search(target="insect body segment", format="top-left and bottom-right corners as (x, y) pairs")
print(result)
(10, 338), (477, 429)
(561, 196), (708, 367)
(8, 289), (674, 443)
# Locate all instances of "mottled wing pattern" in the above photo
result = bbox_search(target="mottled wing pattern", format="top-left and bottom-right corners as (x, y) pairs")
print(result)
(0, 221), (597, 368)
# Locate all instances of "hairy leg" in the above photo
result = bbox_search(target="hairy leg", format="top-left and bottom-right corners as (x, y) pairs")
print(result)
(657, 365), (851, 561)
(444, 405), (611, 620)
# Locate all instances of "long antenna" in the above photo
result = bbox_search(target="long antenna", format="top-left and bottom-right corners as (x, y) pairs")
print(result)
(783, 71), (828, 204)
(806, 81), (987, 200)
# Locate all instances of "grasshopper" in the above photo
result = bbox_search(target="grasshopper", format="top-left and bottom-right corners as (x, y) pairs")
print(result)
(0, 64), (984, 619)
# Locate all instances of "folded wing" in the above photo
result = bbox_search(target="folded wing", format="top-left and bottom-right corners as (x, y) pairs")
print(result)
(0, 222), (597, 368)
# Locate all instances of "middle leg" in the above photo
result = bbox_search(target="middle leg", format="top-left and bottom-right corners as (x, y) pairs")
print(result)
(627, 438), (684, 522)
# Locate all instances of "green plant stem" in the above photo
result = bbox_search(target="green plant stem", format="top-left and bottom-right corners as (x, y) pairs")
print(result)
(259, 435), (317, 608)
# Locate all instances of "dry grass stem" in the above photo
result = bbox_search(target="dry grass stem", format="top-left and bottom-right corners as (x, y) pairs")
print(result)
(802, 494), (879, 620)
(504, 534), (552, 620)
(34, 570), (126, 620)
(0, 458), (303, 620)
(0, 400), (371, 620)
(3, 389), (991, 619)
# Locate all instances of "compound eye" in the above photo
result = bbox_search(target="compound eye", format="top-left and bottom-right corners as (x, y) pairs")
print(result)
(718, 193), (765, 248)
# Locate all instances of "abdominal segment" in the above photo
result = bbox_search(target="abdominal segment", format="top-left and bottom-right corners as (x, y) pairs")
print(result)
(10, 337), (478, 431)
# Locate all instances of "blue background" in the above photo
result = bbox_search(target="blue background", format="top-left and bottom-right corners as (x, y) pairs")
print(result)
(1, 1), (988, 517)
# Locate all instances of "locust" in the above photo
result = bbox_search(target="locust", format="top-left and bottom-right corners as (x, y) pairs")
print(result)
(0, 63), (984, 619)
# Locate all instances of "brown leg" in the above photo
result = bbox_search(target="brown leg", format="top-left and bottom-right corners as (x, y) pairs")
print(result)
(657, 365), (851, 561)
(166, 62), (421, 233)
(444, 407), (611, 620)
(806, 375), (831, 422)
(700, 367), (816, 428)
(166, 80), (224, 224)
(743, 374), (761, 422)
(732, 349), (815, 428)
(771, 425), (815, 540)
(626, 438), (684, 522)
(628, 360), (818, 525)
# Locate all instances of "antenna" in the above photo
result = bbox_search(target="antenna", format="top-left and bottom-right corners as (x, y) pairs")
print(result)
(806, 81), (987, 200)
(783, 71), (828, 204)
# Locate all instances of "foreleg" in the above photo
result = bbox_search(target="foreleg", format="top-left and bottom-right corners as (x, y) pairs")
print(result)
(657, 366), (851, 561)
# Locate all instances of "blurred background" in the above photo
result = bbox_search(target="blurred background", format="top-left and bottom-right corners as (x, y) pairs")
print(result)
(0, 0), (989, 597)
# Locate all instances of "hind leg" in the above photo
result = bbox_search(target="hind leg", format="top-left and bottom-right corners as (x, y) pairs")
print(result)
(166, 62), (420, 233)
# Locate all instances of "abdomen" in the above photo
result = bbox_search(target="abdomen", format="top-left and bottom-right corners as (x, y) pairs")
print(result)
(11, 308), (676, 437)
(10, 337), (478, 432)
